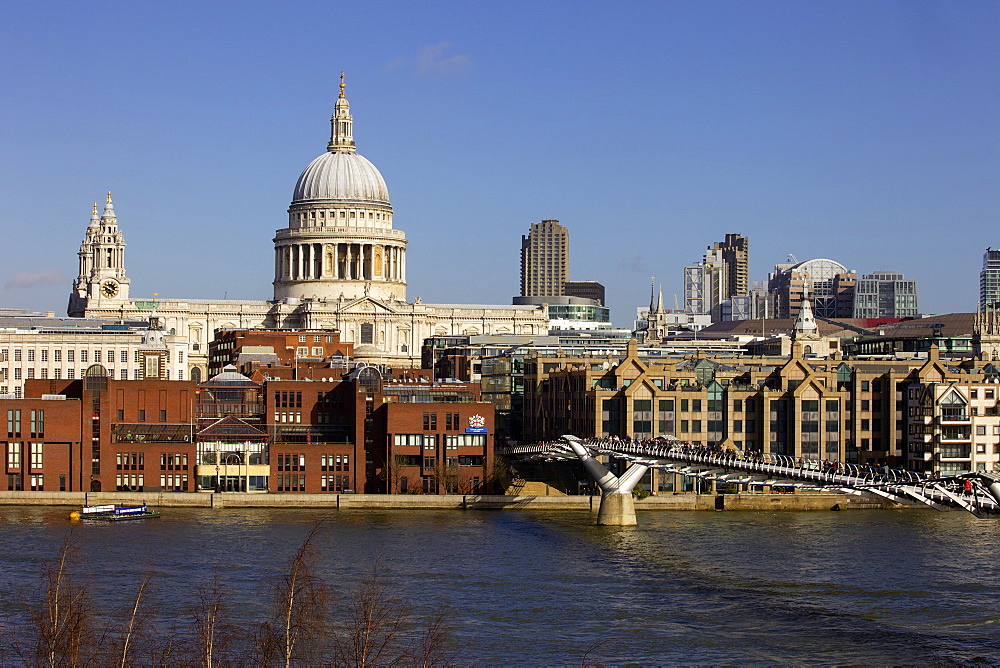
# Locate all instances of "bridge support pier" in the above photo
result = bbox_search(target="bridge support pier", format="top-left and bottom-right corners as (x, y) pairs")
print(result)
(597, 492), (637, 526)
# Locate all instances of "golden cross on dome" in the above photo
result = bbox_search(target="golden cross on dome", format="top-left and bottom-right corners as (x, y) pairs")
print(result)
(92, 203), (98, 215)
(107, 191), (112, 203)
(339, 71), (346, 98)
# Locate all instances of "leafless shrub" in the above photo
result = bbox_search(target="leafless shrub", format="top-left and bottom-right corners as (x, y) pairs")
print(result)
(12, 531), (103, 668)
(256, 522), (329, 667)
(333, 558), (456, 667)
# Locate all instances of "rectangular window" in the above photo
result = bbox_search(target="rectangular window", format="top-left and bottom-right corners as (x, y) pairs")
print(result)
(138, 409), (146, 422)
(658, 399), (674, 411)
(40, 350), (48, 362)
(7, 443), (20, 469)
(67, 350), (75, 362)
(681, 399), (689, 412)
(29, 410), (43, 438)
(121, 350), (128, 363)
(160, 409), (167, 422)
(692, 400), (702, 412)
(30, 443), (42, 469)
(7, 409), (21, 437)
(733, 399), (742, 412)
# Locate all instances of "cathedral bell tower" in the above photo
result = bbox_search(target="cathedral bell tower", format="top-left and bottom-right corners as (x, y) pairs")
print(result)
(68, 192), (131, 316)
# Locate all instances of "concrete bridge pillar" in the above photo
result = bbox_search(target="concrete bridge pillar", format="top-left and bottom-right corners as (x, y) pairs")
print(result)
(597, 492), (637, 526)
(562, 435), (647, 526)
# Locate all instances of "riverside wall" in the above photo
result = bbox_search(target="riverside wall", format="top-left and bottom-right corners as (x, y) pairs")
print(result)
(0, 490), (899, 512)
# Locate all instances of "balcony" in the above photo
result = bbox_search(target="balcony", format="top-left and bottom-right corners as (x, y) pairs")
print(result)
(938, 431), (971, 443)
(938, 448), (971, 460)
(938, 413), (970, 424)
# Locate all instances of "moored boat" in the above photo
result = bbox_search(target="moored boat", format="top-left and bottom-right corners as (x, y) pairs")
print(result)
(70, 504), (160, 521)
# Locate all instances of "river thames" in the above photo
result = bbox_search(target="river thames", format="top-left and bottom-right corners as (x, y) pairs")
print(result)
(1, 506), (998, 664)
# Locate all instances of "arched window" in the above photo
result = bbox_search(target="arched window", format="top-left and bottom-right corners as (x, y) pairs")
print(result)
(85, 364), (108, 392)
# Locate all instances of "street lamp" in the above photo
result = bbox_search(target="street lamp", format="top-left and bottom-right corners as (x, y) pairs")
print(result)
(215, 464), (220, 493)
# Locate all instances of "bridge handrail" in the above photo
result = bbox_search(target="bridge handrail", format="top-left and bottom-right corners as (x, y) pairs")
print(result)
(502, 436), (999, 515)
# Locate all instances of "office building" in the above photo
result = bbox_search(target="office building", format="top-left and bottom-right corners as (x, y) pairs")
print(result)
(852, 271), (919, 319)
(767, 258), (856, 319)
(563, 280), (605, 306)
(710, 234), (750, 299)
(981, 248), (1000, 310)
(520, 219), (569, 298)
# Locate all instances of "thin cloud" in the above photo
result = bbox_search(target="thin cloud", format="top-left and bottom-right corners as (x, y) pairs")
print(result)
(5, 270), (68, 289)
(385, 42), (471, 77)
(417, 41), (472, 76)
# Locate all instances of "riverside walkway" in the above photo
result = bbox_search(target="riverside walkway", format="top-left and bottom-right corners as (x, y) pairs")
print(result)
(501, 436), (1000, 522)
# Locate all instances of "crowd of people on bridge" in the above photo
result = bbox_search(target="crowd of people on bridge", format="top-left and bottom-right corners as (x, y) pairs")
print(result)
(533, 435), (952, 486)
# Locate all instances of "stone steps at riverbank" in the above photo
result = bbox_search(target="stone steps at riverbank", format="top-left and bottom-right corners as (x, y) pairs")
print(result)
(0, 490), (904, 511)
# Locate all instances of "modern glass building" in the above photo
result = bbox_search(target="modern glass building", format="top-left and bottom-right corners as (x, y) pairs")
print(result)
(980, 248), (1000, 310)
(852, 271), (919, 319)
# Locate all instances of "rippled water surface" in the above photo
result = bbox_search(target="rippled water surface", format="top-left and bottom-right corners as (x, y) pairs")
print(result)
(1, 506), (998, 664)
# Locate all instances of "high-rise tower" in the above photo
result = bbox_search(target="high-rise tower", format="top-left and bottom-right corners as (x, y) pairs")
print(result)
(711, 233), (749, 298)
(68, 192), (131, 316)
(981, 248), (1000, 310)
(520, 219), (569, 297)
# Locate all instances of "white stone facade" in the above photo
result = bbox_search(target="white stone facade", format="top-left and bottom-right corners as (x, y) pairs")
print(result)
(0, 322), (189, 397)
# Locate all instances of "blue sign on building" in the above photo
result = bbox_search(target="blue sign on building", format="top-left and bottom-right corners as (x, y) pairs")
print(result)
(465, 428), (488, 434)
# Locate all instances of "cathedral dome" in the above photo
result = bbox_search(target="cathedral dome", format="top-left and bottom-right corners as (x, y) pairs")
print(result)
(292, 151), (389, 204)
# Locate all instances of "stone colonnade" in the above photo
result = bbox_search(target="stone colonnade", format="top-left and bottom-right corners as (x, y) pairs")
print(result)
(275, 242), (405, 282)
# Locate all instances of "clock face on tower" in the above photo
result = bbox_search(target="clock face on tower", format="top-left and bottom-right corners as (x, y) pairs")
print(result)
(101, 279), (120, 298)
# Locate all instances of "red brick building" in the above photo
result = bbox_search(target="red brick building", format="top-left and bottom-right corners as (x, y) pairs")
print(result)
(0, 359), (494, 495)
(3, 366), (196, 492)
(209, 329), (354, 378)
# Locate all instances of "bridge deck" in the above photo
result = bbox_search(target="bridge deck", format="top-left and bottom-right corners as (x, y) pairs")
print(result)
(502, 437), (1000, 517)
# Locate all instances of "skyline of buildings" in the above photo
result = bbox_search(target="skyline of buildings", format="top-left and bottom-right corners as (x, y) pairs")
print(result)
(62, 79), (550, 376)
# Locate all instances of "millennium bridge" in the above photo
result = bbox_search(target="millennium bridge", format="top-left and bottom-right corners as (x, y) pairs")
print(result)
(500, 435), (1000, 525)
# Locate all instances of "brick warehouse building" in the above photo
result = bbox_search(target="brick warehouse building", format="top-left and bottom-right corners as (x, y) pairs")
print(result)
(2, 361), (494, 494)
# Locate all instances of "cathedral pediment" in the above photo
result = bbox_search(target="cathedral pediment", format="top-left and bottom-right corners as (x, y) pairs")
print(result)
(335, 296), (402, 315)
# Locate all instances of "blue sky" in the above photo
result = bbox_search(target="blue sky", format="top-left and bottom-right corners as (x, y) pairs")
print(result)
(1, 0), (998, 326)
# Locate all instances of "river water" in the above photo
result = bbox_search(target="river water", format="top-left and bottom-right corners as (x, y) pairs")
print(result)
(1, 505), (998, 665)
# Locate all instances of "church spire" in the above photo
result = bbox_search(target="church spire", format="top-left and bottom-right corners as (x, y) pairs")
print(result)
(328, 71), (356, 153)
(102, 191), (116, 219)
(649, 277), (656, 312)
(89, 202), (100, 228)
(657, 284), (664, 313)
